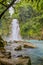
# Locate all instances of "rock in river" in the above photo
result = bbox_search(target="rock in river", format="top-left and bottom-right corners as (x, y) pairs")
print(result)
(14, 45), (22, 51)
(24, 43), (36, 48)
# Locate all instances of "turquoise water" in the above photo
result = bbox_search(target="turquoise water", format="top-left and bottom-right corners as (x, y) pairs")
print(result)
(26, 40), (43, 65)
(6, 40), (43, 65)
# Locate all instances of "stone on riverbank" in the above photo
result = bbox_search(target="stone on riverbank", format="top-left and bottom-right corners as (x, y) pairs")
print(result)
(0, 36), (4, 47)
(3, 51), (11, 59)
(0, 53), (5, 58)
(24, 43), (36, 48)
(0, 51), (11, 59)
(12, 40), (36, 49)
(0, 35), (7, 47)
(0, 56), (31, 65)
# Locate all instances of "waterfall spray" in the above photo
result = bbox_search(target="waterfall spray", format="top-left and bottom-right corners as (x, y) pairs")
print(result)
(10, 19), (21, 41)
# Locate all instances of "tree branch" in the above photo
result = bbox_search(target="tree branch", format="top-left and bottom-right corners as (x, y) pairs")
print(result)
(0, 2), (7, 7)
(0, 0), (16, 19)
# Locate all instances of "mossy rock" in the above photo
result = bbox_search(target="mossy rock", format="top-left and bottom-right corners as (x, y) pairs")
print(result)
(0, 35), (7, 47)
(0, 42), (4, 47)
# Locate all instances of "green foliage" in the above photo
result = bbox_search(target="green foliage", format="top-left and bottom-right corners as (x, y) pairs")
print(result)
(13, 0), (43, 39)
(0, 0), (43, 40)
(0, 0), (13, 36)
(0, 11), (12, 36)
(0, 0), (12, 14)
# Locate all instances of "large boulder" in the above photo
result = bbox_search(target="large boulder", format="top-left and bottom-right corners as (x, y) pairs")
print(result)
(2, 51), (11, 59)
(0, 51), (11, 59)
(16, 56), (31, 65)
(0, 56), (31, 65)
(24, 43), (36, 48)
(0, 58), (13, 65)
(0, 53), (5, 58)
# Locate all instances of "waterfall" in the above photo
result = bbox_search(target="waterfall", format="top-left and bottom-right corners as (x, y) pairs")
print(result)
(9, 0), (21, 41)
(10, 19), (21, 41)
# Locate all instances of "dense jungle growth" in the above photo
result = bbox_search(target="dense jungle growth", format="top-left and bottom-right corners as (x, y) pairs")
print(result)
(0, 0), (43, 40)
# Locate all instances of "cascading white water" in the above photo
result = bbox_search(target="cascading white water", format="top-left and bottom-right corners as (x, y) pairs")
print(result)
(10, 19), (21, 41)
(9, 1), (22, 41)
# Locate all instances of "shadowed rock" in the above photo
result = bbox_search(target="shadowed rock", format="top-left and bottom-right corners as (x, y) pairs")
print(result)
(14, 45), (22, 51)
(0, 56), (31, 65)
(0, 51), (11, 59)
(24, 43), (36, 48)
(0, 35), (7, 47)
(13, 40), (36, 49)
(0, 35), (4, 47)
(0, 53), (5, 58)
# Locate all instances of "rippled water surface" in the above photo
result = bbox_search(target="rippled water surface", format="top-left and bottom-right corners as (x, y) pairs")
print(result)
(26, 40), (43, 65)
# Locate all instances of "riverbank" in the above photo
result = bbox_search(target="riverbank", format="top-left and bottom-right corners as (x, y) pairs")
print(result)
(0, 36), (32, 65)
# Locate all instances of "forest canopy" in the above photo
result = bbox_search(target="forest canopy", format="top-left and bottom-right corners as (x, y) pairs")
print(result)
(0, 0), (43, 40)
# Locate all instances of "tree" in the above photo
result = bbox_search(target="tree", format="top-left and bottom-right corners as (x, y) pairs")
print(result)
(0, 0), (16, 19)
(0, 0), (43, 40)
(13, 0), (43, 39)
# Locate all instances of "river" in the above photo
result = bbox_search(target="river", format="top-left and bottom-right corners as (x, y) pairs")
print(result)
(5, 40), (43, 65)
(25, 40), (43, 65)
